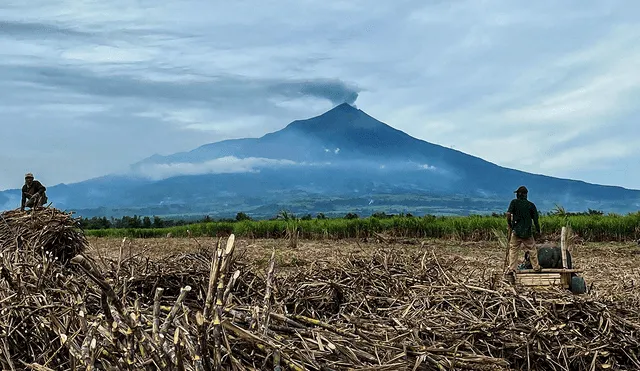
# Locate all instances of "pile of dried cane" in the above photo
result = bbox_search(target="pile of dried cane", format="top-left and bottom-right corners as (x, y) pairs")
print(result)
(0, 208), (87, 263)
(0, 225), (638, 370)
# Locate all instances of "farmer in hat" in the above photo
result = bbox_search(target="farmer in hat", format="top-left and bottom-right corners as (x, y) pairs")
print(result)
(20, 173), (48, 211)
(505, 185), (541, 274)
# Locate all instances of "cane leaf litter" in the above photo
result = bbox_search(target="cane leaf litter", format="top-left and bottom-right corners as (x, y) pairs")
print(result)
(0, 208), (638, 370)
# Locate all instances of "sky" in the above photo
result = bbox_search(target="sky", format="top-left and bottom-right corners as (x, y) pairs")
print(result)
(1, 0), (639, 191)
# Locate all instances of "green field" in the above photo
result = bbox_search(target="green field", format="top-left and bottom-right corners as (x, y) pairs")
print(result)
(85, 212), (640, 242)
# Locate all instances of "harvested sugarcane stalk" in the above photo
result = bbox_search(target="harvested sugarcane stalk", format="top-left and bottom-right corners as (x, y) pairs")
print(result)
(0, 208), (87, 263)
(0, 209), (638, 370)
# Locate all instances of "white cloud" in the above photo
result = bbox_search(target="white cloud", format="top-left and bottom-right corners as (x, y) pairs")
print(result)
(499, 48), (640, 125)
(323, 147), (341, 154)
(62, 45), (156, 63)
(136, 156), (300, 180)
(1, 0), (640, 191)
(137, 109), (273, 136)
(538, 140), (639, 171)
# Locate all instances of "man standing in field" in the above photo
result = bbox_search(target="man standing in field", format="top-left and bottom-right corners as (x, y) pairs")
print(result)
(505, 186), (541, 275)
(21, 173), (48, 211)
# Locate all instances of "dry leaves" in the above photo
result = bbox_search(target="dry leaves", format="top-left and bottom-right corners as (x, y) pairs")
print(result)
(0, 208), (638, 370)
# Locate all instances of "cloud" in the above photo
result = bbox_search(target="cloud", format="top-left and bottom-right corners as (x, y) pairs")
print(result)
(0, 20), (93, 39)
(135, 156), (300, 180)
(538, 139), (640, 171)
(1, 0), (640, 192)
(366, 2), (640, 188)
(496, 26), (640, 127)
(323, 147), (341, 154)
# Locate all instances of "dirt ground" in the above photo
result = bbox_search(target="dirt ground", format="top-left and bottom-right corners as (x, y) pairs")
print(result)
(86, 236), (640, 302)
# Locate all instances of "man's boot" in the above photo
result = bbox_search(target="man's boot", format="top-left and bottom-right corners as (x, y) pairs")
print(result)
(504, 270), (516, 284)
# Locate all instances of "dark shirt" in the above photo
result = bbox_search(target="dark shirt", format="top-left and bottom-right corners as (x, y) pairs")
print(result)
(21, 180), (46, 208)
(507, 196), (540, 239)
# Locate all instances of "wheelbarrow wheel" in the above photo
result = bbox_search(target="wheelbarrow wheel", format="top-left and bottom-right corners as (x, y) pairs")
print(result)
(570, 275), (587, 294)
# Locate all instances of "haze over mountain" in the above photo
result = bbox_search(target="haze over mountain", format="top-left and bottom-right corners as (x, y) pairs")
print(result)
(2, 104), (639, 218)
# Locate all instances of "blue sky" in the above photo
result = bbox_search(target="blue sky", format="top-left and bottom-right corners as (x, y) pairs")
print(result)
(1, 0), (639, 190)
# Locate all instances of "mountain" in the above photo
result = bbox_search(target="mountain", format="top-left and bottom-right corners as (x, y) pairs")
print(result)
(2, 103), (640, 218)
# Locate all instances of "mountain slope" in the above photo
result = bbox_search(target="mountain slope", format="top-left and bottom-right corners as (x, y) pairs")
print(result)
(2, 103), (639, 217)
(133, 103), (639, 199)
(134, 103), (489, 166)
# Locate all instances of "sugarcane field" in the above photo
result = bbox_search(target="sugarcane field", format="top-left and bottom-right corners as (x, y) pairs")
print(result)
(0, 207), (638, 371)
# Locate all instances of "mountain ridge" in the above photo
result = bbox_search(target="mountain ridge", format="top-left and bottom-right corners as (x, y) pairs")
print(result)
(133, 103), (490, 166)
(2, 103), (639, 217)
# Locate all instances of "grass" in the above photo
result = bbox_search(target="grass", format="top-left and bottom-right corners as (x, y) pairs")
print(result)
(85, 212), (640, 242)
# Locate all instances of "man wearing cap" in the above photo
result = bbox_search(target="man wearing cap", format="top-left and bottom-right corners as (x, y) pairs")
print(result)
(505, 185), (541, 275)
(20, 173), (48, 211)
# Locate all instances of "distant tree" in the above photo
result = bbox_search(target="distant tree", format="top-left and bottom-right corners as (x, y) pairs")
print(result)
(121, 215), (141, 228)
(152, 216), (164, 228)
(316, 213), (327, 220)
(78, 216), (112, 230)
(371, 212), (388, 219)
(235, 212), (252, 221)
(142, 216), (152, 229)
(344, 212), (359, 219)
(587, 208), (604, 215)
(111, 217), (122, 229)
(301, 214), (312, 221)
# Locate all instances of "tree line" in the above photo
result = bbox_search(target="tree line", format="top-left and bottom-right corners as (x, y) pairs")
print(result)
(76, 211), (426, 230)
(77, 206), (607, 231)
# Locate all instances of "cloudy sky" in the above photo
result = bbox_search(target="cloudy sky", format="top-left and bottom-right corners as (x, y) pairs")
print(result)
(1, 0), (639, 191)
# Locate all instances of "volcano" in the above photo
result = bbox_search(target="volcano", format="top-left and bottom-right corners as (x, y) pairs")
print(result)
(2, 103), (639, 218)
